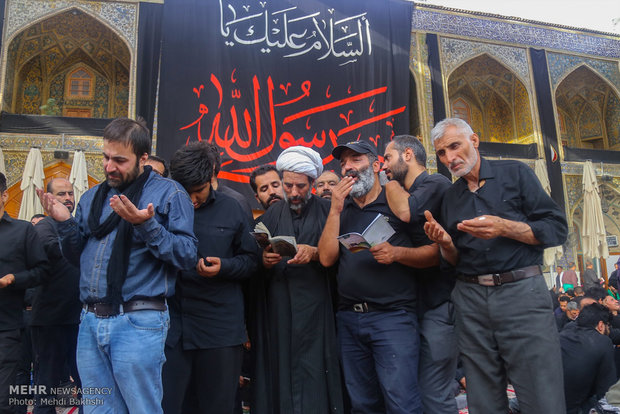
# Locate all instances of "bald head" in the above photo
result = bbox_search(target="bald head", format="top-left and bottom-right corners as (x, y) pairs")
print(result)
(47, 178), (75, 213)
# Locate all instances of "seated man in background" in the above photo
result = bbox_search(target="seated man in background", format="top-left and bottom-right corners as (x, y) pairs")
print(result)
(560, 303), (616, 413)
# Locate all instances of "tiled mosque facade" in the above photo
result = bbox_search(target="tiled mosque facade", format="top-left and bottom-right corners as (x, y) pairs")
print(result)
(0, 0), (618, 272)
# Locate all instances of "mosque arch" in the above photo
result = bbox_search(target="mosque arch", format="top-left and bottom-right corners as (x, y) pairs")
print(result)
(2, 8), (130, 118)
(555, 65), (620, 151)
(447, 53), (535, 144)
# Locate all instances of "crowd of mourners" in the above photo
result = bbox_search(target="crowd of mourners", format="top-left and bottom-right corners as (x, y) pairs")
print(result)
(1, 115), (619, 414)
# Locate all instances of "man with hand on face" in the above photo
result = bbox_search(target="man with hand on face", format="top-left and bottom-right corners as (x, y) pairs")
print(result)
(319, 140), (435, 414)
(383, 135), (458, 414)
(423, 118), (568, 414)
(39, 117), (197, 413)
(252, 146), (344, 414)
(31, 178), (82, 414)
(163, 141), (257, 414)
(249, 164), (283, 212)
(315, 170), (340, 200)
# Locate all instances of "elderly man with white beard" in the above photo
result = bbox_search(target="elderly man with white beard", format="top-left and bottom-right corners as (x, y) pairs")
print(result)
(251, 146), (344, 414)
(319, 140), (438, 413)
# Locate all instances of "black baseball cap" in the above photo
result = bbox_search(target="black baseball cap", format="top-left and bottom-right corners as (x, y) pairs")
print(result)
(332, 140), (377, 160)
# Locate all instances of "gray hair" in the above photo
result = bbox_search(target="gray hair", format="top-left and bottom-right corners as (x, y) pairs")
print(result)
(430, 118), (474, 145)
(567, 301), (579, 311)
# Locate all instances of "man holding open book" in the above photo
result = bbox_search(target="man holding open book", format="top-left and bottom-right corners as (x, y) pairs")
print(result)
(251, 146), (344, 414)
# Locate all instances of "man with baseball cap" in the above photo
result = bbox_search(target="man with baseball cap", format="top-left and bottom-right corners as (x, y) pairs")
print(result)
(319, 140), (435, 413)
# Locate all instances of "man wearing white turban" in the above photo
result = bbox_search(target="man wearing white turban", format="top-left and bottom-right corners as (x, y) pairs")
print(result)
(250, 146), (344, 413)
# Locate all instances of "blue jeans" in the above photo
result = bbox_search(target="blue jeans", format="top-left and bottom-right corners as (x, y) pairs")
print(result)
(77, 308), (169, 413)
(337, 309), (422, 414)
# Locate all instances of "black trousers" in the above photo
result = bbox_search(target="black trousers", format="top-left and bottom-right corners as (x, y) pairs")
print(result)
(162, 342), (243, 414)
(31, 324), (80, 414)
(0, 329), (23, 414)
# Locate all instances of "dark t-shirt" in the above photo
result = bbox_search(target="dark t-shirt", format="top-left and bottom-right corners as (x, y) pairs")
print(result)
(338, 188), (417, 312)
(405, 171), (454, 311)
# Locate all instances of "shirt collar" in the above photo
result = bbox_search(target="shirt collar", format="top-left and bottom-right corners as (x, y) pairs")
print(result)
(454, 156), (493, 195)
(408, 170), (429, 192)
(1, 211), (14, 223)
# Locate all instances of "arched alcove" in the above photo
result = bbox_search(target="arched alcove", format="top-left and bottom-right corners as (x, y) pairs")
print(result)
(447, 54), (535, 144)
(556, 65), (620, 151)
(3, 8), (130, 118)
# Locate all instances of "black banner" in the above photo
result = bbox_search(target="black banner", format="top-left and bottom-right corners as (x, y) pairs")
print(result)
(157, 0), (412, 199)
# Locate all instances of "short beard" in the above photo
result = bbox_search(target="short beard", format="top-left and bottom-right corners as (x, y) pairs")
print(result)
(389, 156), (408, 186)
(106, 160), (140, 189)
(284, 190), (312, 213)
(350, 165), (375, 198)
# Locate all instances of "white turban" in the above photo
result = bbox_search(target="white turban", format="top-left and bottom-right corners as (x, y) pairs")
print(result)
(276, 146), (324, 180)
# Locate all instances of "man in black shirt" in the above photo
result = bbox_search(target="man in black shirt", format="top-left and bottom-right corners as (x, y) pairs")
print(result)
(560, 303), (616, 413)
(0, 172), (49, 414)
(249, 164), (283, 211)
(31, 178), (82, 414)
(162, 142), (257, 413)
(319, 141), (432, 413)
(383, 135), (457, 414)
(424, 118), (568, 413)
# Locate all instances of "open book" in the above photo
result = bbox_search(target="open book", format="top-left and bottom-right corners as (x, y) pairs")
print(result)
(251, 222), (298, 257)
(337, 213), (395, 253)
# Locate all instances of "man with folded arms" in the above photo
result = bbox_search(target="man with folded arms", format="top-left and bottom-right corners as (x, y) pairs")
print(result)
(424, 118), (568, 413)
(39, 117), (197, 413)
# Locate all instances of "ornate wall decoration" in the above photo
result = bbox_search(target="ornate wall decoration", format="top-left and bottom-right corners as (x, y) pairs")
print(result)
(440, 37), (531, 86)
(4, 7), (130, 116)
(412, 6), (620, 59)
(548, 53), (620, 92)
(5, 0), (136, 48)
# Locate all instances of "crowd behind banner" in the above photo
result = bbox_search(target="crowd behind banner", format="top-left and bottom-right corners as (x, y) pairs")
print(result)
(2, 116), (620, 414)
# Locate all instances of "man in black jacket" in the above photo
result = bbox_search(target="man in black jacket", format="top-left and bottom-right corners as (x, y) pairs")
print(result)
(31, 178), (82, 414)
(163, 142), (257, 414)
(0, 172), (49, 414)
(561, 303), (616, 413)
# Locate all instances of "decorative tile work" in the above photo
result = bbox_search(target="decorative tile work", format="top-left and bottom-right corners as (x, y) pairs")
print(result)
(440, 37), (531, 85)
(0, 134), (104, 186)
(412, 7), (620, 59)
(607, 94), (620, 148)
(547, 53), (620, 92)
(5, 0), (137, 48)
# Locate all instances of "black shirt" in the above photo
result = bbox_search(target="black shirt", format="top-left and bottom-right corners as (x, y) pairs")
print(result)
(31, 217), (82, 326)
(167, 190), (257, 350)
(560, 323), (616, 413)
(0, 212), (50, 331)
(440, 158), (568, 276)
(405, 171), (455, 311)
(338, 188), (417, 311)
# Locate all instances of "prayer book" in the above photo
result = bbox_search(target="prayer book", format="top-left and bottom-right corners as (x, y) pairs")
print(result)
(337, 213), (395, 253)
(251, 222), (298, 257)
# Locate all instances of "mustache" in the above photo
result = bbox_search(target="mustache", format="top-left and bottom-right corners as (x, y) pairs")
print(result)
(449, 160), (464, 170)
(345, 170), (359, 178)
(268, 194), (282, 204)
(320, 189), (332, 196)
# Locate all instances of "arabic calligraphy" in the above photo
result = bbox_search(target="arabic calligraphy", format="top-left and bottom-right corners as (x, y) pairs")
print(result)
(219, 1), (372, 65)
(179, 70), (405, 183)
